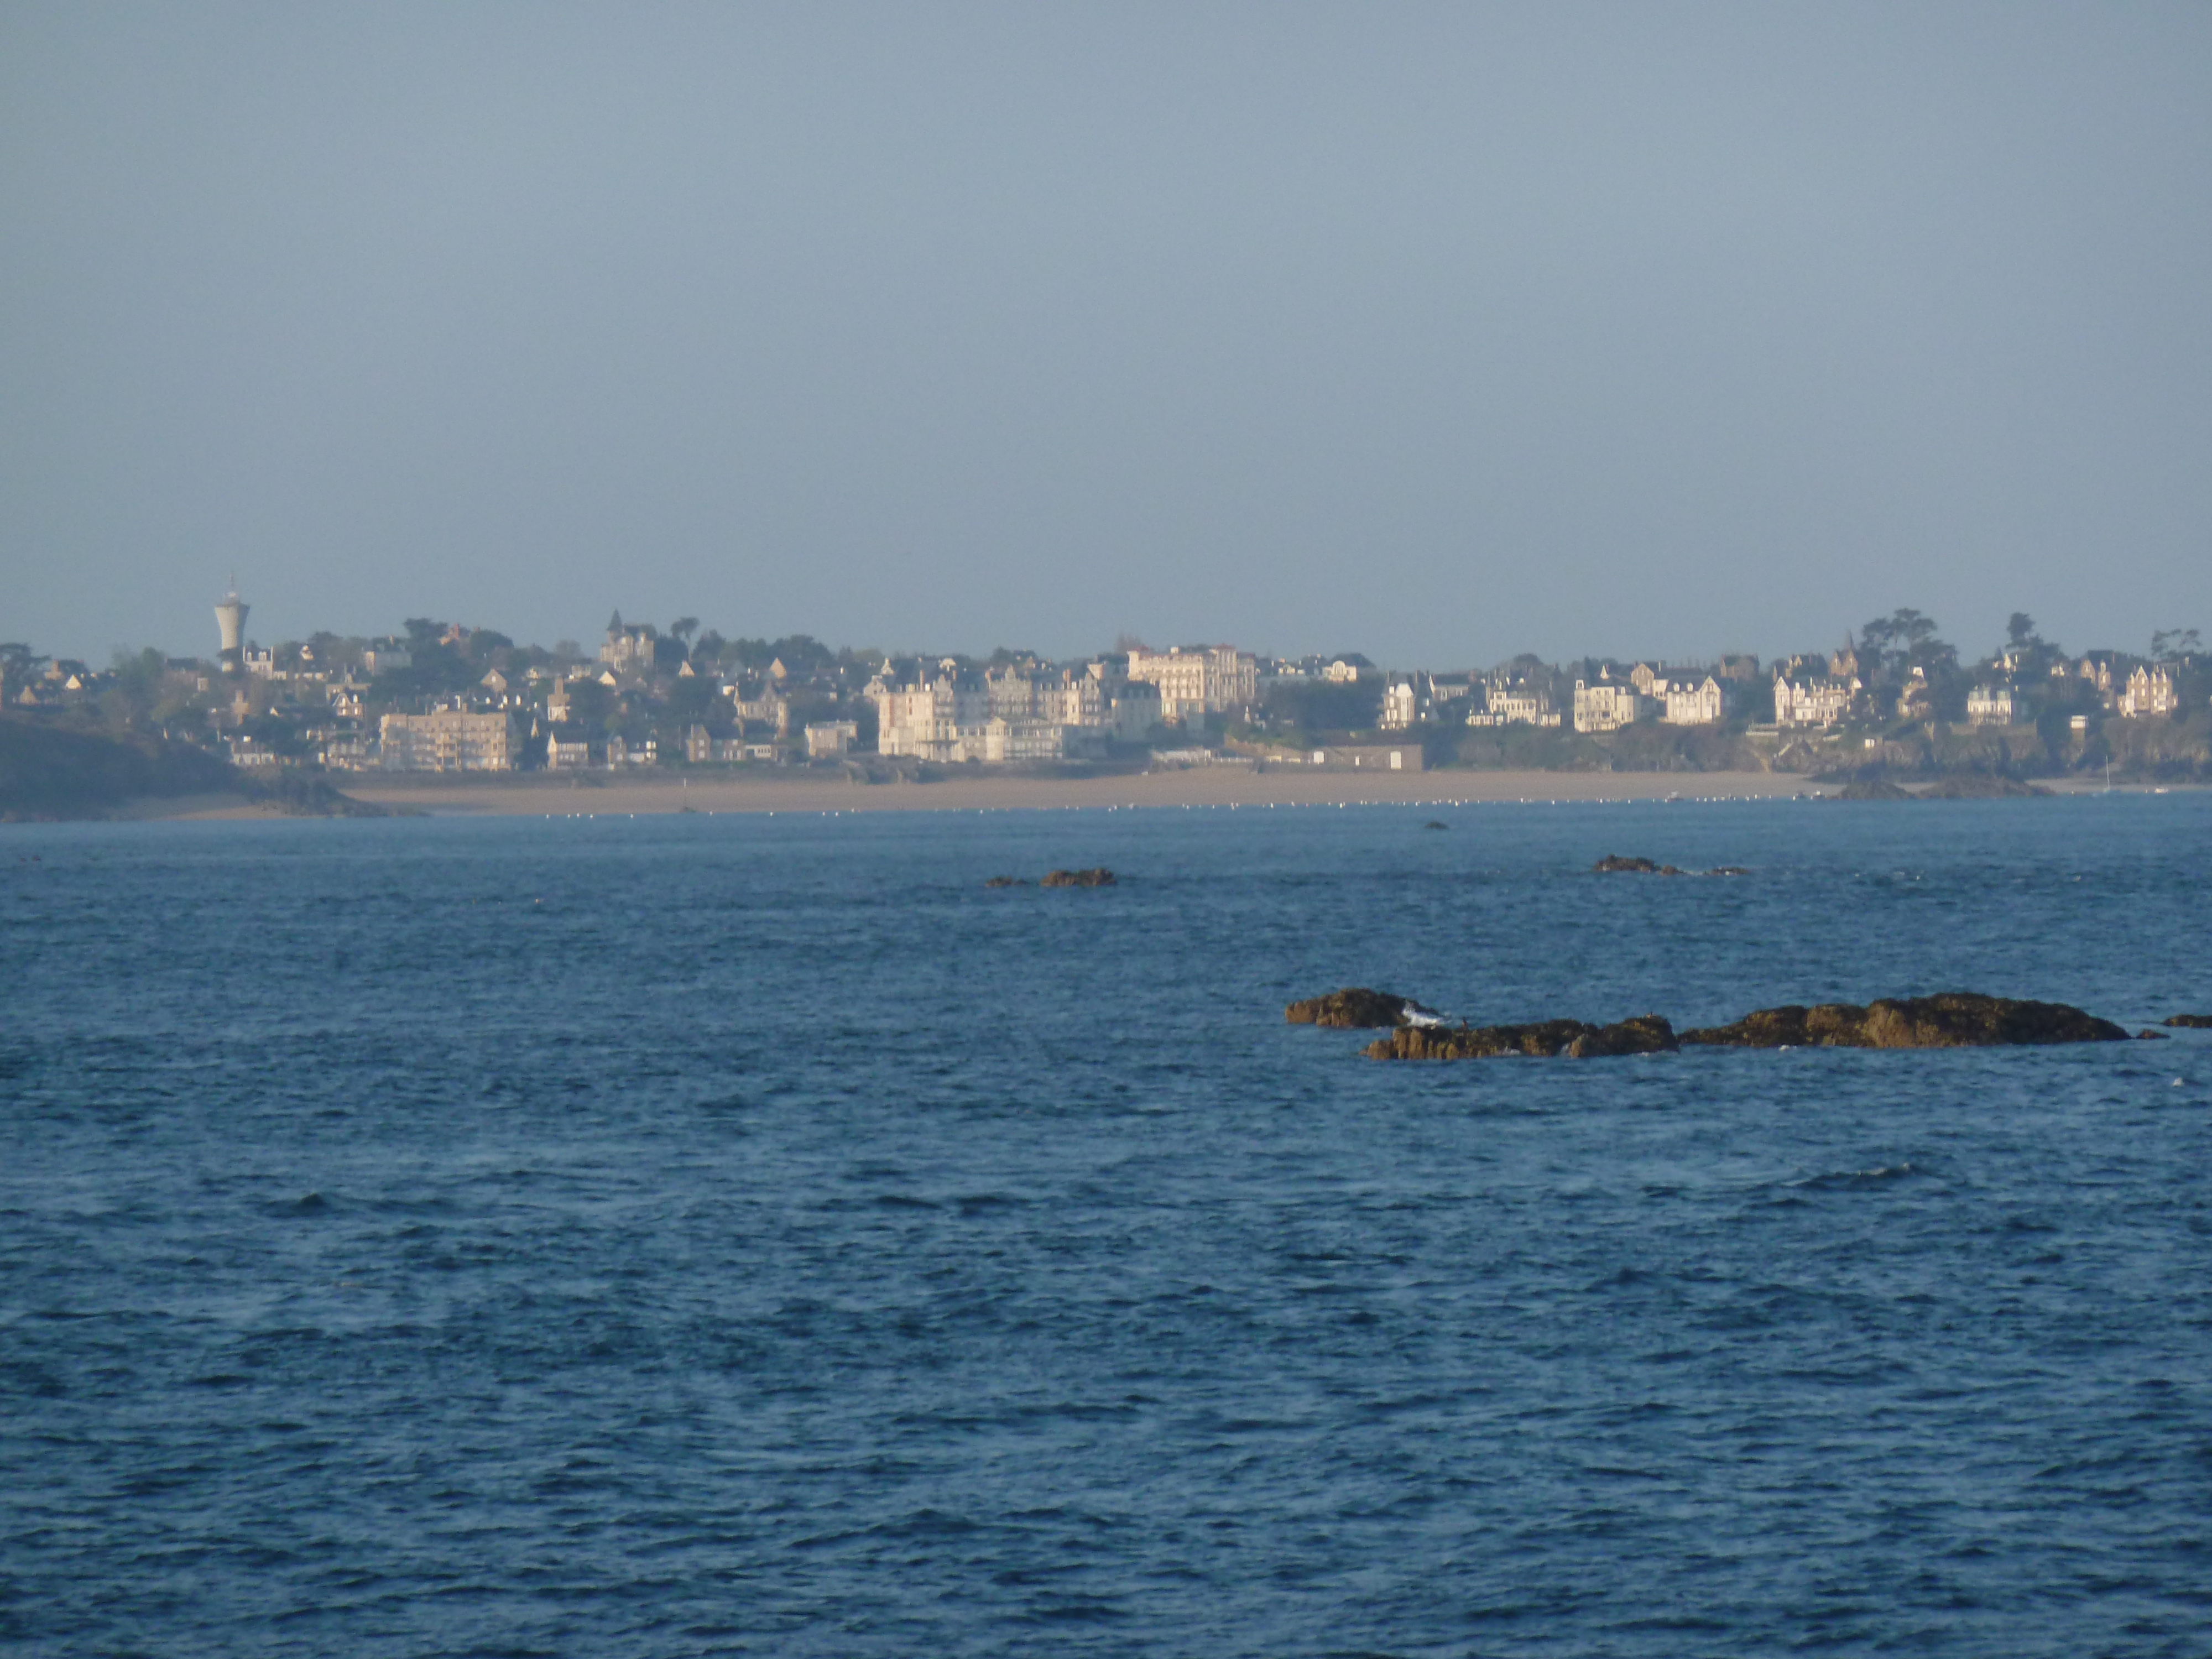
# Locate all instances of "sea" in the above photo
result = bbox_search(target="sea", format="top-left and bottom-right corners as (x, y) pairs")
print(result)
(3, 792), (2210, 1657)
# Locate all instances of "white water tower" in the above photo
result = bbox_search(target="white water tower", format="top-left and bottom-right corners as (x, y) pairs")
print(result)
(214, 581), (249, 673)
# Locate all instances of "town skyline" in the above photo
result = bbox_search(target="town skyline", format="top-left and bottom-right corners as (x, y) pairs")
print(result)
(6, 588), (2204, 796)
(9, 583), (2204, 685)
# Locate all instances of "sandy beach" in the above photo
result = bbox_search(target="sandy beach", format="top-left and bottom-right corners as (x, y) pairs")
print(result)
(100, 767), (2193, 821)
(316, 768), (1828, 818)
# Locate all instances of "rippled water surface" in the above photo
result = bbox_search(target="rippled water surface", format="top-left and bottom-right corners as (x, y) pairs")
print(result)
(5, 795), (2211, 1656)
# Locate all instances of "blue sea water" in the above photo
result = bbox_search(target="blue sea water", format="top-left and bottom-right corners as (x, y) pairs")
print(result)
(3, 794), (2211, 1657)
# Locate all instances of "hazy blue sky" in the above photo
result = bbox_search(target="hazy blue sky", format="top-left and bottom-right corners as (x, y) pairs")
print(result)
(4, 3), (2208, 667)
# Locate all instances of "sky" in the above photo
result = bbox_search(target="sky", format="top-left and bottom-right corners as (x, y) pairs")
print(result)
(4, 3), (2209, 670)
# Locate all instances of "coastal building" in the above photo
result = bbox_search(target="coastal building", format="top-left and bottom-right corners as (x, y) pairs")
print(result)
(1966, 684), (2016, 727)
(1896, 666), (1934, 721)
(214, 585), (249, 674)
(225, 733), (284, 768)
(361, 640), (411, 676)
(1772, 676), (1851, 729)
(723, 682), (791, 735)
(1469, 684), (1559, 728)
(1572, 677), (1653, 734)
(2116, 666), (2178, 719)
(1125, 645), (1258, 723)
(682, 725), (761, 764)
(379, 709), (517, 771)
(1271, 744), (1425, 772)
(1110, 682), (1162, 740)
(805, 721), (859, 758)
(320, 731), (375, 771)
(599, 617), (656, 675)
(1652, 671), (1727, 727)
(546, 733), (591, 770)
(1381, 679), (1418, 730)
(2075, 655), (2117, 698)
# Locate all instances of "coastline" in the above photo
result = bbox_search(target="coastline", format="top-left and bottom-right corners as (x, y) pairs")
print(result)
(295, 768), (1821, 816)
(26, 768), (2193, 823)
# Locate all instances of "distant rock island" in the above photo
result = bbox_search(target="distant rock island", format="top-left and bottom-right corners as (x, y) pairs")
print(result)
(1592, 854), (1749, 876)
(1304, 990), (2140, 1061)
(989, 867), (1117, 888)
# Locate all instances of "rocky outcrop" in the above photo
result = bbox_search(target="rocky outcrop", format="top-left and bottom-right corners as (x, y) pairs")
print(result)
(1365, 1014), (1677, 1060)
(1041, 867), (1116, 888)
(1921, 774), (2049, 799)
(1679, 992), (2130, 1050)
(1287, 987), (1441, 1029)
(1593, 855), (1747, 877)
(983, 875), (1028, 888)
(1831, 778), (1916, 801)
(2164, 1014), (2212, 1029)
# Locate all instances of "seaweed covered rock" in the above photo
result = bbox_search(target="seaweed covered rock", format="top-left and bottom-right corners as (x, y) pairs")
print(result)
(1680, 992), (2128, 1050)
(1040, 868), (1116, 888)
(1831, 778), (1917, 801)
(1365, 1014), (1677, 1060)
(1593, 854), (1744, 877)
(1287, 988), (1439, 1029)
(2164, 1014), (2212, 1030)
(983, 875), (1028, 888)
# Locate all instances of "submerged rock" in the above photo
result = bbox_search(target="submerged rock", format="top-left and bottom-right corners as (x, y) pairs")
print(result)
(1287, 987), (1443, 1029)
(1680, 992), (2129, 1050)
(2138, 1030), (2172, 1040)
(983, 875), (1029, 888)
(1365, 1014), (1678, 1061)
(2164, 1014), (2212, 1029)
(1040, 868), (1116, 888)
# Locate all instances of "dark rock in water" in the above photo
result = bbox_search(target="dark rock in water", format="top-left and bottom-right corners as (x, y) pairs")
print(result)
(1366, 1014), (1677, 1060)
(1287, 987), (1440, 1029)
(1594, 854), (1740, 877)
(2164, 1014), (2212, 1029)
(1680, 992), (2128, 1050)
(983, 875), (1028, 888)
(1832, 779), (1916, 801)
(2138, 1029), (2172, 1040)
(1422, 820), (1449, 830)
(1040, 868), (1115, 888)
(1566, 1015), (1680, 1058)
(1921, 773), (2049, 799)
